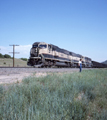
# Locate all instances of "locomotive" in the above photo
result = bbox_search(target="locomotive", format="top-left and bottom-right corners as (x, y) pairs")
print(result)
(27, 42), (107, 68)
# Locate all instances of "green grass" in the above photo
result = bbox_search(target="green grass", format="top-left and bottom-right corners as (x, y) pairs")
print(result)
(0, 58), (28, 67)
(0, 69), (107, 120)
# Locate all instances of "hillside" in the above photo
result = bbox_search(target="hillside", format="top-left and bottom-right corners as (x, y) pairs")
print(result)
(102, 60), (107, 65)
(0, 58), (28, 67)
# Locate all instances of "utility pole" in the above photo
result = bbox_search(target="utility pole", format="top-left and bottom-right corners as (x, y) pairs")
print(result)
(9, 45), (19, 67)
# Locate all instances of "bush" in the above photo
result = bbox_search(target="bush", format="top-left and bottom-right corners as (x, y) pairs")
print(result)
(4, 54), (11, 58)
(3, 62), (6, 64)
(20, 58), (28, 61)
(0, 85), (4, 98)
(0, 53), (4, 58)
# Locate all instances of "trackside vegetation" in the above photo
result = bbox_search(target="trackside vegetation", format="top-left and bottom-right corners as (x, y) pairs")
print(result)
(0, 69), (107, 120)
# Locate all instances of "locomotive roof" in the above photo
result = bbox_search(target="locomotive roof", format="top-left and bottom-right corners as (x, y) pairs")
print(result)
(33, 42), (40, 45)
(33, 42), (48, 45)
(51, 44), (82, 57)
(50, 44), (70, 55)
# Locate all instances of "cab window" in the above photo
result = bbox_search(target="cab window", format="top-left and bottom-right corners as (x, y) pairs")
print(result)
(33, 45), (38, 48)
(39, 44), (47, 48)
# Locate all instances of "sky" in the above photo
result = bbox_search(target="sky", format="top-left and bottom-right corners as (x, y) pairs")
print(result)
(0, 0), (107, 62)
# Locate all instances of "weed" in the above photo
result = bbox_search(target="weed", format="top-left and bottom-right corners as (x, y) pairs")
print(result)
(3, 62), (6, 64)
(0, 85), (4, 100)
(0, 69), (107, 119)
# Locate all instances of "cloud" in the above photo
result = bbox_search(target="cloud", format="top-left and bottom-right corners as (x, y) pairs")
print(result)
(0, 45), (32, 58)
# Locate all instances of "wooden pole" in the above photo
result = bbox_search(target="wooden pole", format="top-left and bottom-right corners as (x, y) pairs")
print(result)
(9, 45), (19, 67)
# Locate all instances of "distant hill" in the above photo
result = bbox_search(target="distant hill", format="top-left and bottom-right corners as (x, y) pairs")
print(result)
(0, 58), (29, 67)
(102, 60), (107, 65)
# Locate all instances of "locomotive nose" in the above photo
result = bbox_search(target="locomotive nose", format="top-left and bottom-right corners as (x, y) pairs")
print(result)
(30, 47), (39, 57)
(35, 48), (37, 52)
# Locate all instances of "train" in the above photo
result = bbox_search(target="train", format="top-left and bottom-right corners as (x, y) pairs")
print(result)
(27, 42), (107, 68)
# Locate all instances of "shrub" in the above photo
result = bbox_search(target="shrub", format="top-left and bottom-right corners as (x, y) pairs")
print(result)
(3, 62), (6, 64)
(20, 58), (28, 61)
(4, 54), (11, 58)
(0, 85), (3, 98)
(0, 53), (4, 58)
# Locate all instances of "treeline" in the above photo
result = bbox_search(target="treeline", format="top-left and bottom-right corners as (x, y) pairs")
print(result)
(20, 58), (28, 61)
(0, 53), (11, 58)
(0, 53), (27, 61)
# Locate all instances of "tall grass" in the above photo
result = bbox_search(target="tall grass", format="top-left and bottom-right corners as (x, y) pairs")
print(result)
(0, 69), (107, 120)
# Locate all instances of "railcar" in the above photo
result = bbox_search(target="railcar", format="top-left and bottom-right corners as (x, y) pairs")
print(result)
(92, 61), (107, 68)
(27, 42), (93, 68)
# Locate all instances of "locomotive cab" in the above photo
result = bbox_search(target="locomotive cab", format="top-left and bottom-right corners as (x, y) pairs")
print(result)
(38, 43), (48, 56)
(30, 42), (48, 57)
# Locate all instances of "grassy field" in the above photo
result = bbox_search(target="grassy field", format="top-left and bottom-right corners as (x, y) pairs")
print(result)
(0, 69), (107, 120)
(0, 58), (28, 67)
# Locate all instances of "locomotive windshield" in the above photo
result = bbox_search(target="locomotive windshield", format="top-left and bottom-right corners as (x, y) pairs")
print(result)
(39, 44), (47, 49)
(33, 45), (38, 48)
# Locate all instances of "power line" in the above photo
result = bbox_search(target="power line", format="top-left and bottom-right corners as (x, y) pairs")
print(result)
(9, 45), (20, 67)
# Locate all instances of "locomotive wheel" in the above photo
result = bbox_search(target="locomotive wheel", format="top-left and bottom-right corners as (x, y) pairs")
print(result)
(48, 61), (53, 68)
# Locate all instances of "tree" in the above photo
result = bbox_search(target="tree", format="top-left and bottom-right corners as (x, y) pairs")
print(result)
(4, 54), (11, 58)
(0, 53), (4, 58)
(20, 58), (28, 61)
